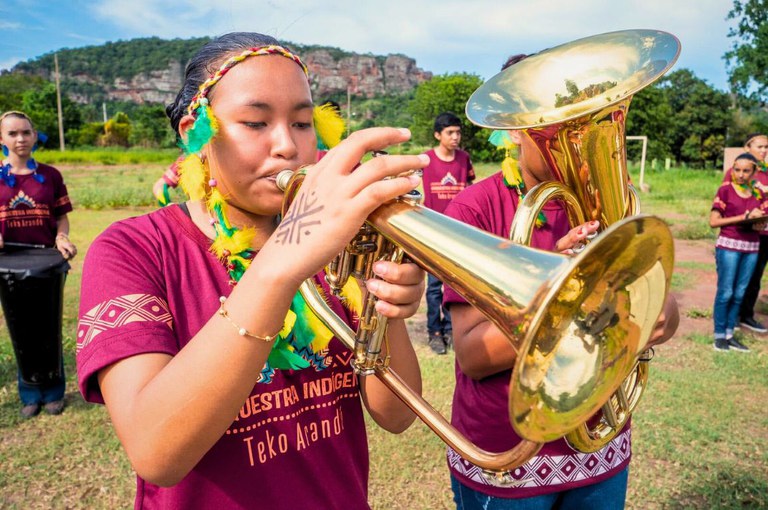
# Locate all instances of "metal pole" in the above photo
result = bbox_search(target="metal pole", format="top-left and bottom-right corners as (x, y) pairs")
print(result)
(54, 53), (65, 151)
(346, 86), (351, 137)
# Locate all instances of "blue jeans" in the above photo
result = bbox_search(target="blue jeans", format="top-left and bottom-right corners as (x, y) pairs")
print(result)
(451, 467), (629, 510)
(426, 273), (451, 335)
(714, 248), (758, 338)
(17, 359), (65, 406)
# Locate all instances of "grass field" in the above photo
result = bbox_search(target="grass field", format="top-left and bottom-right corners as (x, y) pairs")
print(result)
(0, 161), (766, 509)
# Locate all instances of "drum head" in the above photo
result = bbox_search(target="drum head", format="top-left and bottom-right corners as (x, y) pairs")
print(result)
(0, 248), (69, 279)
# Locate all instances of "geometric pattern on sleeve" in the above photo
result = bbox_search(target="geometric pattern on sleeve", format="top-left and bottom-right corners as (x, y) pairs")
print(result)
(77, 294), (173, 353)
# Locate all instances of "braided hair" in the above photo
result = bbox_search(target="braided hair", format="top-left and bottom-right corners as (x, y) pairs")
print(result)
(165, 32), (282, 135)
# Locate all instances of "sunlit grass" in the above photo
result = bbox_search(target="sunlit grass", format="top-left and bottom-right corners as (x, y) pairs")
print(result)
(0, 165), (765, 509)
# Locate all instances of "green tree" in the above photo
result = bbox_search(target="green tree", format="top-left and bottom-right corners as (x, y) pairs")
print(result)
(725, 0), (768, 101)
(656, 69), (731, 167)
(408, 73), (494, 161)
(20, 82), (82, 148)
(69, 122), (105, 146)
(129, 104), (175, 147)
(727, 105), (768, 146)
(626, 86), (674, 161)
(0, 73), (48, 113)
(100, 111), (131, 146)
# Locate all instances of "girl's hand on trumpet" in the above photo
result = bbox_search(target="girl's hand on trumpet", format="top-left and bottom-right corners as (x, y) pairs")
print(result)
(556, 220), (600, 255)
(259, 127), (427, 288)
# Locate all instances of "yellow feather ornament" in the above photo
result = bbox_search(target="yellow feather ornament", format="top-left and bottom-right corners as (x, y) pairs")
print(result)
(340, 278), (364, 318)
(207, 188), (256, 259)
(313, 104), (345, 150)
(178, 154), (207, 200)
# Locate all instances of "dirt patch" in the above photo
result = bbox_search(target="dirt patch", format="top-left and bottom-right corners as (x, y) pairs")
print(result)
(672, 239), (718, 339)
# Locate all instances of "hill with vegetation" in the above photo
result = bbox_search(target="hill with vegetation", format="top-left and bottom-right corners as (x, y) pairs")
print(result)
(8, 36), (431, 107)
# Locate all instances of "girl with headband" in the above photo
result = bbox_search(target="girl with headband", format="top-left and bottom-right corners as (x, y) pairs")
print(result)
(733, 133), (768, 333)
(76, 32), (425, 509)
(711, 152), (766, 352)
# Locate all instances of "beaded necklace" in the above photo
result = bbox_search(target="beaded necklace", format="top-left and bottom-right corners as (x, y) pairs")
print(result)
(0, 158), (44, 187)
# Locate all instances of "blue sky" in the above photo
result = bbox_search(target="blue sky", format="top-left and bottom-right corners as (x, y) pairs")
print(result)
(0, 0), (737, 91)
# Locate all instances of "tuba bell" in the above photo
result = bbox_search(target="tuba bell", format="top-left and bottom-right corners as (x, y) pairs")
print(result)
(466, 29), (681, 451)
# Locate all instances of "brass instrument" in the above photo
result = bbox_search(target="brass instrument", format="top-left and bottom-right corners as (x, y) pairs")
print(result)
(466, 29), (681, 451)
(276, 153), (673, 473)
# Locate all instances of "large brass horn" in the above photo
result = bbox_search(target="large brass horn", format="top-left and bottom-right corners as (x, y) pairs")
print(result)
(466, 29), (681, 451)
(276, 156), (673, 473)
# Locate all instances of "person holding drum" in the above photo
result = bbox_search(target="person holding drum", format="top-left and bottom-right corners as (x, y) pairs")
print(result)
(0, 110), (76, 419)
(76, 32), (425, 508)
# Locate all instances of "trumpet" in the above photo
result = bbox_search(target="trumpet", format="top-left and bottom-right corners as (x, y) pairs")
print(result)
(276, 154), (673, 474)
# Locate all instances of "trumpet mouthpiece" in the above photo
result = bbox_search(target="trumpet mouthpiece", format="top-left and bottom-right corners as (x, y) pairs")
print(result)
(275, 169), (294, 191)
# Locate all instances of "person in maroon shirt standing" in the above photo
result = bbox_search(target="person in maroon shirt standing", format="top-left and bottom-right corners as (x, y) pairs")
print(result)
(0, 110), (77, 418)
(422, 112), (475, 354)
(443, 123), (679, 508)
(77, 33), (425, 510)
(710, 152), (766, 352)
(730, 134), (768, 332)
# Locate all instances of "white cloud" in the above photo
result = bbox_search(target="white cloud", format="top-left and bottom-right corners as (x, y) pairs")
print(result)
(85, 0), (734, 87)
(0, 21), (22, 29)
(0, 57), (22, 71)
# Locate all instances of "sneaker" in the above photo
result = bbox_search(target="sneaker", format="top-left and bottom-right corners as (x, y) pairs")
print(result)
(713, 338), (730, 352)
(43, 400), (65, 415)
(739, 317), (767, 333)
(20, 403), (40, 419)
(727, 337), (751, 352)
(428, 332), (447, 355)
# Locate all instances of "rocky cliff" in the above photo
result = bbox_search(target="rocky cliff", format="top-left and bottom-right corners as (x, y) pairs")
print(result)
(17, 41), (431, 105)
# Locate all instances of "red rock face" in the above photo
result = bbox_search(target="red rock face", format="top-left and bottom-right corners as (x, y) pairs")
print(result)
(31, 50), (432, 105)
(305, 50), (432, 98)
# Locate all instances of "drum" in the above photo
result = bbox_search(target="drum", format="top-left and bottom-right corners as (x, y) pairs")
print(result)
(0, 248), (69, 385)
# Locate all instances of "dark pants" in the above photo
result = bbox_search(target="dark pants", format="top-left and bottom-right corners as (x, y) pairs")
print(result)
(426, 273), (451, 335)
(451, 467), (629, 510)
(740, 236), (768, 321)
(18, 362), (65, 406)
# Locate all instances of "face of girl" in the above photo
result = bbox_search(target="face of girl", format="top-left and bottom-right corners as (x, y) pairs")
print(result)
(732, 159), (756, 185)
(507, 129), (555, 185)
(746, 135), (768, 162)
(0, 116), (36, 159)
(201, 55), (317, 217)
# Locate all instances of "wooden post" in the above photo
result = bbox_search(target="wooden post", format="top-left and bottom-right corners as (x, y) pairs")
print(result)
(346, 86), (351, 137)
(54, 53), (65, 151)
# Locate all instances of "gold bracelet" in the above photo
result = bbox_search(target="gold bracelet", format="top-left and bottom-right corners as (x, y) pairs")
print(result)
(217, 296), (278, 342)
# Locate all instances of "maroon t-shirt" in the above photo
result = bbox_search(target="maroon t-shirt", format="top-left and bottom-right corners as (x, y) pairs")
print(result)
(711, 183), (764, 252)
(422, 148), (475, 214)
(722, 166), (768, 235)
(443, 172), (632, 498)
(0, 163), (72, 246)
(77, 205), (370, 509)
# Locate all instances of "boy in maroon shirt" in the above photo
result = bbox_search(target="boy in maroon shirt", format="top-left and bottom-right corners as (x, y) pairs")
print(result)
(422, 112), (475, 354)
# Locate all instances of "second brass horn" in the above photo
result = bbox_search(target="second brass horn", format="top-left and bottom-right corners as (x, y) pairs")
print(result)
(467, 29), (681, 450)
(277, 158), (673, 471)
